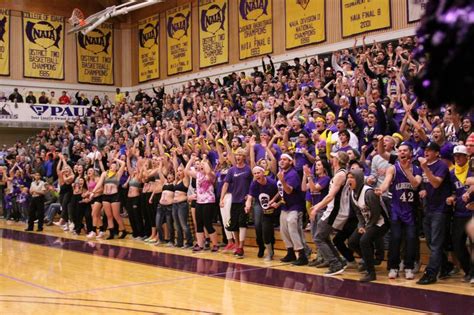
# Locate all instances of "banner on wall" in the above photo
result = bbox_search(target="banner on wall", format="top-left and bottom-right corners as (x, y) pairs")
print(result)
(166, 4), (192, 75)
(138, 15), (160, 82)
(77, 22), (114, 85)
(0, 101), (91, 124)
(238, 0), (273, 60)
(23, 12), (64, 80)
(407, 0), (428, 22)
(341, 0), (391, 38)
(199, 0), (228, 68)
(285, 0), (325, 49)
(0, 9), (9, 76)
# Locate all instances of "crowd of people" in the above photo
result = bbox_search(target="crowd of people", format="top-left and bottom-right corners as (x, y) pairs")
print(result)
(0, 35), (473, 284)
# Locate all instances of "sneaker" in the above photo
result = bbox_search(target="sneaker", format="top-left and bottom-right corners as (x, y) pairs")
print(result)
(360, 271), (376, 282)
(405, 269), (415, 280)
(439, 262), (454, 279)
(358, 263), (367, 273)
(416, 272), (437, 285)
(87, 231), (97, 239)
(192, 244), (203, 252)
(166, 241), (175, 247)
(413, 261), (421, 274)
(449, 266), (461, 276)
(324, 264), (345, 276)
(388, 269), (399, 279)
(62, 225), (69, 231)
(96, 231), (105, 239)
(222, 243), (235, 252)
(309, 256), (324, 267)
(53, 220), (65, 226)
(181, 244), (192, 249)
(280, 250), (297, 263)
(68, 222), (75, 232)
(154, 240), (162, 246)
(345, 261), (358, 269)
(235, 248), (244, 259)
(211, 245), (219, 252)
(316, 261), (329, 268)
(257, 247), (265, 258)
(291, 255), (309, 266)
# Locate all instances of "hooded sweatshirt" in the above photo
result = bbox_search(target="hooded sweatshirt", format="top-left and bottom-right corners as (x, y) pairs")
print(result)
(349, 169), (388, 229)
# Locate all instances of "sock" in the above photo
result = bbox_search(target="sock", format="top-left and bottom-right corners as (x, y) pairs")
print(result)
(239, 227), (246, 243)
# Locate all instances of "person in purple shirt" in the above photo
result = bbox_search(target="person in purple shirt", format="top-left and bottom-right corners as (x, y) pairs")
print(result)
(446, 145), (472, 282)
(417, 142), (452, 285)
(294, 131), (316, 177)
(245, 166), (279, 261)
(377, 143), (422, 280)
(275, 154), (308, 266)
(220, 148), (252, 258)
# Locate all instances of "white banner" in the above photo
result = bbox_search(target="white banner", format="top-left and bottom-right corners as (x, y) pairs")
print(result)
(407, 0), (428, 22)
(0, 102), (90, 124)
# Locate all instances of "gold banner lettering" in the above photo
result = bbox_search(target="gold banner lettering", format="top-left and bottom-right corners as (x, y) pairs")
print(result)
(0, 9), (9, 76)
(341, 0), (391, 38)
(199, 0), (228, 68)
(23, 12), (64, 79)
(166, 4), (192, 75)
(77, 23), (114, 85)
(138, 15), (159, 82)
(238, 0), (273, 60)
(285, 0), (325, 49)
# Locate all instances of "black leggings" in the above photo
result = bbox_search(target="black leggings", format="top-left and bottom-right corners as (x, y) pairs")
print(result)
(349, 224), (389, 272)
(69, 194), (84, 233)
(195, 203), (216, 234)
(60, 191), (72, 221)
(333, 216), (357, 263)
(127, 196), (145, 237)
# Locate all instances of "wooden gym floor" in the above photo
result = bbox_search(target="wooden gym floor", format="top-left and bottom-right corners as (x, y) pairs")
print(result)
(0, 221), (472, 314)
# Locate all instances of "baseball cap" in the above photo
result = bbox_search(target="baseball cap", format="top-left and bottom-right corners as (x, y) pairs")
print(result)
(453, 145), (468, 155)
(425, 142), (440, 152)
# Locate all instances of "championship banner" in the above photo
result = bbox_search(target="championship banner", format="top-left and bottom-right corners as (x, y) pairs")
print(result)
(407, 0), (428, 22)
(23, 12), (64, 80)
(166, 4), (192, 75)
(77, 22), (114, 85)
(238, 0), (273, 60)
(285, 0), (325, 49)
(0, 101), (91, 125)
(341, 0), (391, 38)
(0, 9), (9, 76)
(138, 15), (159, 82)
(199, 0), (228, 68)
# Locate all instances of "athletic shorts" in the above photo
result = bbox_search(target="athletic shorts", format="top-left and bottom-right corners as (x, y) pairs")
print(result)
(102, 193), (120, 203)
(227, 203), (248, 231)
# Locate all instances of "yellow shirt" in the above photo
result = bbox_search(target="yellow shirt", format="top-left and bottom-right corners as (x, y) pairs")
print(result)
(115, 93), (124, 104)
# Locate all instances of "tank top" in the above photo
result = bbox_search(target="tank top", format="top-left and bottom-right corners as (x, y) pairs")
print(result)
(321, 169), (350, 230)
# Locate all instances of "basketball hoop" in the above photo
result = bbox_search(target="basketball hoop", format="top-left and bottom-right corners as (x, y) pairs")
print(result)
(69, 8), (86, 27)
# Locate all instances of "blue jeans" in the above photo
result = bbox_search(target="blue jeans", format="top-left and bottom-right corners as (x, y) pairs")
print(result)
(156, 204), (174, 242)
(388, 220), (417, 270)
(423, 211), (448, 275)
(45, 203), (61, 221)
(172, 201), (193, 246)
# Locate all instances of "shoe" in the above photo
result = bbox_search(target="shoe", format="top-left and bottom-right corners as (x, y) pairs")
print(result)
(53, 220), (65, 226)
(211, 245), (219, 252)
(324, 264), (345, 276)
(358, 263), (367, 273)
(62, 224), (69, 231)
(182, 243), (192, 249)
(345, 261), (358, 269)
(316, 261), (329, 268)
(68, 222), (75, 232)
(388, 269), (399, 279)
(405, 269), (415, 280)
(257, 247), (265, 258)
(36, 228), (43, 232)
(417, 272), (437, 285)
(291, 255), (308, 266)
(304, 246), (313, 258)
(192, 244), (203, 252)
(106, 229), (115, 240)
(280, 248), (297, 262)
(87, 231), (97, 239)
(360, 271), (376, 282)
(166, 241), (175, 247)
(413, 261), (421, 274)
(222, 243), (235, 252)
(204, 239), (211, 250)
(154, 240), (162, 246)
(449, 266), (461, 276)
(235, 248), (244, 259)
(119, 230), (128, 239)
(96, 231), (105, 239)
(439, 262), (454, 279)
(264, 244), (274, 262)
(309, 256), (324, 267)
(24, 228), (33, 232)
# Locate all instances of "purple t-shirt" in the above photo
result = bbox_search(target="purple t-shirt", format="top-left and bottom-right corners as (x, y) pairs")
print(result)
(249, 177), (279, 213)
(450, 169), (473, 217)
(277, 167), (305, 211)
(423, 159), (450, 212)
(305, 175), (330, 206)
(254, 143), (282, 162)
(294, 143), (316, 171)
(224, 164), (252, 203)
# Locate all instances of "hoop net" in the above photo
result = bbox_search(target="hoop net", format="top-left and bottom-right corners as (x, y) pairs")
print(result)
(69, 8), (86, 26)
